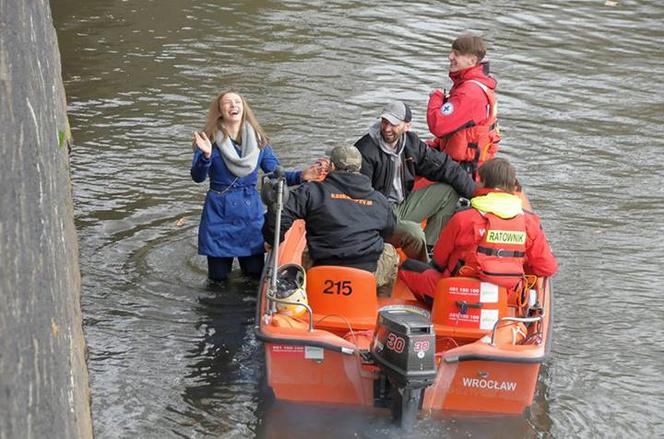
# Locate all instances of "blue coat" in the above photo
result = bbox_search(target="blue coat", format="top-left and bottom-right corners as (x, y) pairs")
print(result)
(191, 143), (301, 258)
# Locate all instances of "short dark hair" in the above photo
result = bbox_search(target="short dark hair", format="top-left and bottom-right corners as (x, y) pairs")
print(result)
(478, 158), (517, 192)
(452, 34), (486, 62)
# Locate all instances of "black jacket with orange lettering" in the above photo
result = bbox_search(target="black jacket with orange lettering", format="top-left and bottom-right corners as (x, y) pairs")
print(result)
(263, 171), (396, 272)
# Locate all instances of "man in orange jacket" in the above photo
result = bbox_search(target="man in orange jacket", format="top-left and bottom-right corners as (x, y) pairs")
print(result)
(427, 34), (501, 181)
(398, 158), (557, 304)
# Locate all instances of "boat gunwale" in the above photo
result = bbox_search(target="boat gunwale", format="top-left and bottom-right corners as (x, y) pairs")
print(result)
(254, 259), (356, 355)
(255, 259), (553, 365)
(443, 277), (553, 364)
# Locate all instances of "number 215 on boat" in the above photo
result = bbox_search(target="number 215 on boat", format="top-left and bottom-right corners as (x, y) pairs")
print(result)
(322, 280), (353, 296)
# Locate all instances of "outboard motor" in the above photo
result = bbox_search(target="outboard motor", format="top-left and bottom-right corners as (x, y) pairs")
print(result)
(370, 305), (437, 429)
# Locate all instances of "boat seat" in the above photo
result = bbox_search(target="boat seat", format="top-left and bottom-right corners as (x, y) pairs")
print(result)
(306, 265), (378, 332)
(431, 277), (508, 344)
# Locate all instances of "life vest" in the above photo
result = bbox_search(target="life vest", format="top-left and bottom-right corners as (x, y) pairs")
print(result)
(472, 212), (526, 289)
(436, 80), (500, 181)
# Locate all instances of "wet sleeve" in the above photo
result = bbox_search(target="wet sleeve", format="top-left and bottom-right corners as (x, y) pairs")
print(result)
(190, 149), (211, 183)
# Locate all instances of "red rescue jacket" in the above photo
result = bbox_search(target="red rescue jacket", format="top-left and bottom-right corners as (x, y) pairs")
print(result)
(471, 210), (527, 288)
(426, 63), (501, 181)
(432, 190), (558, 288)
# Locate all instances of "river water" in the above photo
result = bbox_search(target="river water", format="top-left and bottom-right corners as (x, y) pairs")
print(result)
(51, 1), (663, 437)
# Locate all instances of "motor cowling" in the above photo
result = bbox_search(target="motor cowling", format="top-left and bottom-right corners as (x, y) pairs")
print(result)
(370, 305), (437, 429)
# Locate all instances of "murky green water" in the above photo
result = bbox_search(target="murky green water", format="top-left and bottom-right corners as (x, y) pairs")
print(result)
(52, 0), (664, 437)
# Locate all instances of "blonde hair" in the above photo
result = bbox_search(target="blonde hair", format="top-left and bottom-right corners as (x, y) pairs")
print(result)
(202, 90), (269, 148)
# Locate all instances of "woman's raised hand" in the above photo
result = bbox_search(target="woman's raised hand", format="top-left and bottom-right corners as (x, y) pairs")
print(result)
(193, 131), (213, 158)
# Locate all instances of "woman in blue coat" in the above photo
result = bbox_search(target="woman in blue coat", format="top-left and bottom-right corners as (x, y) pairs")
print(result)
(191, 90), (322, 281)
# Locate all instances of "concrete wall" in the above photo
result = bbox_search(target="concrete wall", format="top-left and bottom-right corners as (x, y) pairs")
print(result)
(0, 0), (93, 438)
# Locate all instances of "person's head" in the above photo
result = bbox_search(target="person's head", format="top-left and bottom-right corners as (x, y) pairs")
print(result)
(328, 145), (363, 173)
(478, 158), (517, 193)
(203, 90), (268, 147)
(449, 34), (486, 73)
(379, 101), (412, 145)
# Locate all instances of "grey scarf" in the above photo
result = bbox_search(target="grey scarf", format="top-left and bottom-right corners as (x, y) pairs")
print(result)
(215, 122), (260, 177)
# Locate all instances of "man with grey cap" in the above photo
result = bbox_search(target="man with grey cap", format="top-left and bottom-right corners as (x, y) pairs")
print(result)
(263, 145), (398, 288)
(355, 100), (476, 261)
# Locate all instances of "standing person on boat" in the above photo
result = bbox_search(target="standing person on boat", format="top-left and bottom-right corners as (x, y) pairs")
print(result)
(263, 146), (399, 289)
(426, 33), (501, 180)
(398, 158), (558, 304)
(354, 100), (476, 259)
(191, 90), (323, 282)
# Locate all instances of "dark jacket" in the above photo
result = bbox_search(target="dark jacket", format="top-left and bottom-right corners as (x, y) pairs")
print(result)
(354, 130), (476, 201)
(263, 171), (396, 272)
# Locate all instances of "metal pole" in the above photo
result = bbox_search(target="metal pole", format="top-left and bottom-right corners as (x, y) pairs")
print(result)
(269, 176), (285, 313)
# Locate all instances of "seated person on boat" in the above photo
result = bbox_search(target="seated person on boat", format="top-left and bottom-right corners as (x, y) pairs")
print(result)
(263, 145), (399, 288)
(354, 101), (476, 255)
(399, 158), (558, 305)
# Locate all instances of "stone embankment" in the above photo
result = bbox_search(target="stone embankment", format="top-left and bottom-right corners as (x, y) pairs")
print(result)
(0, 0), (93, 437)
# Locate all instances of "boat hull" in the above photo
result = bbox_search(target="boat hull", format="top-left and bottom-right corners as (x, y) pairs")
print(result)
(256, 220), (552, 416)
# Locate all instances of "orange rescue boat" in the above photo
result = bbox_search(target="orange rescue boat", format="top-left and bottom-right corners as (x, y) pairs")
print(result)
(255, 187), (552, 428)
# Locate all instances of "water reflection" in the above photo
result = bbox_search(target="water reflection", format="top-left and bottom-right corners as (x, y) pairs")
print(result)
(257, 400), (544, 439)
(179, 280), (263, 437)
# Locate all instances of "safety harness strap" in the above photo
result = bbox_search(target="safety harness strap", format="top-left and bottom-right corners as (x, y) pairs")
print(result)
(477, 246), (525, 258)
